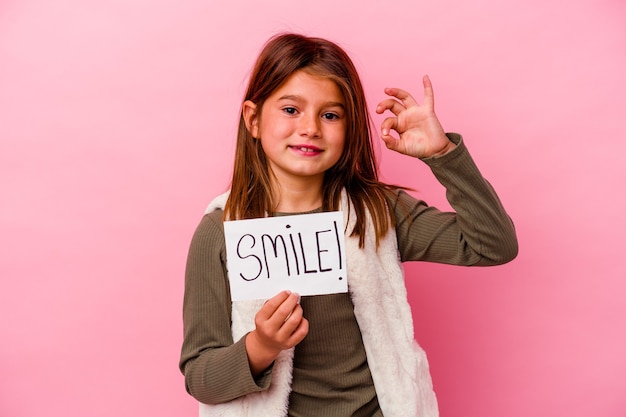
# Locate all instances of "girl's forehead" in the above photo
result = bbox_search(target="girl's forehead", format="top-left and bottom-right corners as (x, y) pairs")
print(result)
(270, 70), (345, 102)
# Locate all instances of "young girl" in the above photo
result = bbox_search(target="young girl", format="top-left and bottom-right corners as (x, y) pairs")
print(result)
(180, 33), (518, 417)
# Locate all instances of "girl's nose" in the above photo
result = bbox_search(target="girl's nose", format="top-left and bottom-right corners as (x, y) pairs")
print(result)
(299, 113), (321, 138)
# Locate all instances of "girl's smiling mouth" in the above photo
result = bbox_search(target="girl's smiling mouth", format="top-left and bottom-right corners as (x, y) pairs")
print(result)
(289, 144), (323, 154)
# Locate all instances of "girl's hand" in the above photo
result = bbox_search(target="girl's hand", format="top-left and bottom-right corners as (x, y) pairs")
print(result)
(245, 290), (309, 376)
(376, 75), (456, 159)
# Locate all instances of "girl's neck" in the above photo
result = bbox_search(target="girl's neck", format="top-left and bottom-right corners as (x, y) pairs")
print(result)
(271, 181), (323, 213)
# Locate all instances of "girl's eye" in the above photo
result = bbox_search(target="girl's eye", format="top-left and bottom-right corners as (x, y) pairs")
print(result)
(283, 107), (297, 115)
(322, 112), (339, 120)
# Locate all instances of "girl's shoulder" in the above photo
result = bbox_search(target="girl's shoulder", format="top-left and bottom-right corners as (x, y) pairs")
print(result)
(382, 186), (418, 208)
(381, 186), (427, 225)
(192, 209), (226, 243)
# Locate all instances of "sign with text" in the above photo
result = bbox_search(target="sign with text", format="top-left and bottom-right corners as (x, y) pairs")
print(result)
(224, 211), (348, 301)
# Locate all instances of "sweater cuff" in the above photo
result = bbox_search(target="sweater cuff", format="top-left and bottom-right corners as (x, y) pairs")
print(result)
(235, 335), (274, 391)
(419, 132), (467, 167)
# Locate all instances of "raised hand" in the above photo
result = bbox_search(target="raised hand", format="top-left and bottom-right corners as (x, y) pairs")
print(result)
(245, 290), (309, 376)
(376, 75), (455, 159)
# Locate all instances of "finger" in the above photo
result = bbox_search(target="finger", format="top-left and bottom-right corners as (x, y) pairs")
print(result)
(280, 303), (304, 332)
(381, 134), (401, 152)
(383, 87), (418, 108)
(376, 98), (406, 116)
(278, 304), (308, 346)
(380, 116), (398, 138)
(380, 119), (403, 152)
(271, 292), (300, 324)
(257, 290), (292, 321)
(288, 317), (309, 345)
(422, 75), (435, 109)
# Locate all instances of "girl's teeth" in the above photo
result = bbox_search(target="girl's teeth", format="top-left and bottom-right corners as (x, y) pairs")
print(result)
(290, 145), (319, 153)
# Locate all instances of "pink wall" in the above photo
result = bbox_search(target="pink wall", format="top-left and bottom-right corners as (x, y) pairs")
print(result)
(1, 1), (624, 416)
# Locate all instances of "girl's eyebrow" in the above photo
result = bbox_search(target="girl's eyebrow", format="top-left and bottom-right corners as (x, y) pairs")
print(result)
(277, 95), (345, 108)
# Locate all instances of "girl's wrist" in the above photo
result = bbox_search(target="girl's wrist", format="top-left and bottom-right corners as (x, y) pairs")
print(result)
(245, 330), (280, 376)
(430, 140), (457, 158)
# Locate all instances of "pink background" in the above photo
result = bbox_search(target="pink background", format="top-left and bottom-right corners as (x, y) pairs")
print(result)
(1, 1), (625, 416)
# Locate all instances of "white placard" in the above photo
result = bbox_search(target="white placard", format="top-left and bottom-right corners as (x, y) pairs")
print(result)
(223, 211), (348, 301)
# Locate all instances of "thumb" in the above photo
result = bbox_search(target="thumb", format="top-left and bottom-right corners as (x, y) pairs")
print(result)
(380, 115), (398, 137)
(380, 117), (401, 151)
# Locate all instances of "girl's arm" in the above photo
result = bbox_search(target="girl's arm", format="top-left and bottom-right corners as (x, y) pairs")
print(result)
(377, 76), (517, 264)
(179, 211), (308, 404)
(391, 134), (518, 265)
(179, 212), (272, 404)
(245, 290), (308, 376)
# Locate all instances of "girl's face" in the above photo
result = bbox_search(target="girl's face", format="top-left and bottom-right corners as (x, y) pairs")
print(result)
(243, 70), (347, 189)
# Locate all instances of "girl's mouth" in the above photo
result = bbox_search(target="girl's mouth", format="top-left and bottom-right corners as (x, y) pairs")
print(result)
(289, 145), (322, 154)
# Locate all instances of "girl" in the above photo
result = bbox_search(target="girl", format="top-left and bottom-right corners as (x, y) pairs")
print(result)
(180, 33), (518, 417)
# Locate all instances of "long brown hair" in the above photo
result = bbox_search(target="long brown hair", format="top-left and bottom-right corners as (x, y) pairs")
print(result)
(224, 33), (396, 247)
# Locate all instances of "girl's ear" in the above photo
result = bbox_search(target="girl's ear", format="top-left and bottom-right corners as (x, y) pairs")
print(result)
(242, 100), (259, 138)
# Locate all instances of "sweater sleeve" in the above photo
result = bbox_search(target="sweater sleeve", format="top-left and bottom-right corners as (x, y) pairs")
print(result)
(392, 133), (518, 266)
(179, 211), (273, 404)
